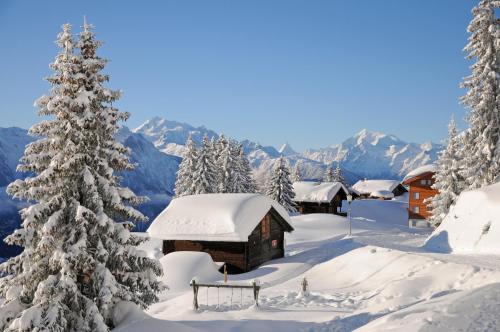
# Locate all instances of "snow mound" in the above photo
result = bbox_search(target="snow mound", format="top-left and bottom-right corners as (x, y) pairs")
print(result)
(369, 190), (394, 199)
(403, 164), (437, 182)
(293, 181), (348, 203)
(113, 301), (148, 329)
(351, 179), (401, 196)
(159, 252), (222, 292)
(148, 193), (291, 242)
(425, 182), (500, 253)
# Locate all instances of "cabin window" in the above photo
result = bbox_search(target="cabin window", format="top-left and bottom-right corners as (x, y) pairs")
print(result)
(426, 205), (433, 212)
(261, 216), (270, 240)
(412, 206), (419, 213)
(413, 192), (420, 200)
(272, 239), (278, 248)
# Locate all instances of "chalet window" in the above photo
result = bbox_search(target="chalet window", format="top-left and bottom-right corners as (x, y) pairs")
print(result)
(420, 179), (426, 185)
(412, 206), (419, 213)
(261, 216), (270, 240)
(426, 205), (432, 212)
(413, 192), (420, 200)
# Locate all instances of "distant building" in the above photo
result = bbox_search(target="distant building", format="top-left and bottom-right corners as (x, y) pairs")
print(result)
(147, 193), (293, 273)
(293, 181), (349, 214)
(351, 179), (407, 199)
(369, 190), (395, 200)
(402, 165), (438, 228)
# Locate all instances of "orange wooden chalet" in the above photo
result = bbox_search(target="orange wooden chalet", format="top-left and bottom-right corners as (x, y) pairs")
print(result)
(402, 165), (438, 228)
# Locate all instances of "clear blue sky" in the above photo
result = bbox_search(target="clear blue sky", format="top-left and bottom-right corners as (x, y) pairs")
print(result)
(0, 1), (473, 150)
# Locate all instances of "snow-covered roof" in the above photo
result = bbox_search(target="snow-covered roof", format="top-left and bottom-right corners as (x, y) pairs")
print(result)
(403, 164), (437, 182)
(292, 181), (348, 203)
(147, 193), (292, 242)
(370, 190), (395, 199)
(351, 179), (401, 196)
(425, 182), (500, 253)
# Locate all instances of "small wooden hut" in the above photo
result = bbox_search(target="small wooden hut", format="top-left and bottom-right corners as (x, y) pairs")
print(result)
(292, 181), (348, 214)
(351, 179), (406, 199)
(147, 193), (293, 273)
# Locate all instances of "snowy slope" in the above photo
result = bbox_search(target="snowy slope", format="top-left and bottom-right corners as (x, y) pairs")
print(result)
(425, 182), (500, 254)
(117, 205), (500, 332)
(303, 129), (442, 179)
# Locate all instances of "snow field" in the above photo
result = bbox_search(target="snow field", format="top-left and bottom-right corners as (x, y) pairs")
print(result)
(117, 199), (500, 331)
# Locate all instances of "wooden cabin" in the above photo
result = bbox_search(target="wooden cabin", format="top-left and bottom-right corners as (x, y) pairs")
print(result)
(292, 181), (348, 214)
(147, 193), (293, 273)
(402, 165), (438, 228)
(351, 179), (407, 199)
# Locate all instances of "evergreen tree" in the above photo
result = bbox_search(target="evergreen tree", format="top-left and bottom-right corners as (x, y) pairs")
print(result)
(266, 157), (297, 213)
(192, 135), (218, 194)
(332, 163), (348, 186)
(460, 0), (500, 189)
(231, 145), (257, 193)
(428, 117), (466, 226)
(0, 22), (163, 332)
(216, 136), (237, 193)
(214, 134), (227, 163)
(174, 135), (198, 197)
(291, 161), (302, 183)
(324, 164), (335, 182)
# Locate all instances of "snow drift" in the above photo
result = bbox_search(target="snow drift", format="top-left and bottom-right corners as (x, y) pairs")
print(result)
(425, 182), (500, 253)
(159, 252), (222, 292)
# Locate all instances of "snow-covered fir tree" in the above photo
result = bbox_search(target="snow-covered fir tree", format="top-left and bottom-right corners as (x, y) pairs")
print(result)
(174, 135), (198, 197)
(266, 156), (297, 213)
(324, 164), (335, 182)
(428, 116), (466, 226)
(214, 134), (227, 162)
(231, 145), (257, 193)
(332, 163), (348, 186)
(216, 136), (237, 193)
(192, 135), (218, 194)
(0, 22), (163, 332)
(460, 0), (500, 189)
(291, 161), (302, 183)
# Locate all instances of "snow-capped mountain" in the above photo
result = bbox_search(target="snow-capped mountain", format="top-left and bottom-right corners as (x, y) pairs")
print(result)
(132, 118), (441, 184)
(303, 129), (443, 179)
(278, 143), (297, 156)
(133, 117), (219, 157)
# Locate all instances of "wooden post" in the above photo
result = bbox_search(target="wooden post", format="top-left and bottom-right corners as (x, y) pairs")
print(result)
(191, 280), (199, 310)
(252, 280), (260, 307)
(301, 277), (308, 294)
(224, 264), (228, 283)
